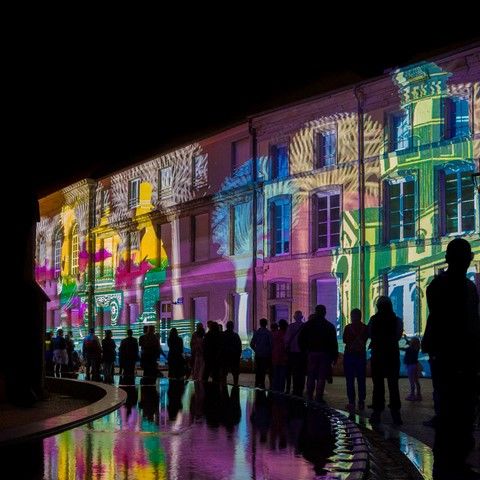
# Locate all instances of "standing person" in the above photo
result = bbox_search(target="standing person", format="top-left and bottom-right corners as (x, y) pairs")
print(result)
(271, 319), (289, 392)
(138, 325), (149, 372)
(368, 296), (403, 425)
(83, 328), (102, 381)
(203, 322), (222, 382)
(221, 321), (242, 386)
(101, 330), (116, 384)
(284, 310), (305, 396)
(250, 318), (273, 389)
(298, 305), (338, 403)
(119, 329), (139, 381)
(402, 337), (422, 401)
(167, 328), (185, 379)
(422, 238), (480, 477)
(342, 308), (368, 412)
(52, 328), (68, 378)
(190, 323), (205, 381)
(142, 325), (165, 381)
(65, 331), (75, 376)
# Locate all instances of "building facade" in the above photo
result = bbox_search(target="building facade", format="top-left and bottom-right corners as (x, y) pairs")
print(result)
(36, 46), (480, 344)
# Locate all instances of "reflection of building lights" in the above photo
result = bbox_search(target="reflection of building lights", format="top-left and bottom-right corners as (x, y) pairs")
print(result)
(473, 172), (480, 193)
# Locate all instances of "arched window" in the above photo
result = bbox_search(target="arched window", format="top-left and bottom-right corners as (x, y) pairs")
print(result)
(53, 229), (62, 279)
(71, 224), (79, 275)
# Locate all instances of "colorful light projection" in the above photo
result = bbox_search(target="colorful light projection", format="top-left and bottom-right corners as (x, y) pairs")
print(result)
(42, 381), (339, 479)
(36, 59), (480, 342)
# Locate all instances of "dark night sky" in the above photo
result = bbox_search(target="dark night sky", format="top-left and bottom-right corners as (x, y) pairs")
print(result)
(12, 17), (480, 198)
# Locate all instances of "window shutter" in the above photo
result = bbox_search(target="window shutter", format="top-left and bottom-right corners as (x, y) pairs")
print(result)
(444, 98), (453, 139)
(270, 145), (277, 179)
(317, 133), (325, 168)
(312, 193), (318, 250)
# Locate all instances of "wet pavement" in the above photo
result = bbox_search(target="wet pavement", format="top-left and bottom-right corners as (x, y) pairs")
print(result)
(34, 378), (368, 480)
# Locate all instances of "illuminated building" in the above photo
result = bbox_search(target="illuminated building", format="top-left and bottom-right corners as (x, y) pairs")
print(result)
(36, 45), (480, 342)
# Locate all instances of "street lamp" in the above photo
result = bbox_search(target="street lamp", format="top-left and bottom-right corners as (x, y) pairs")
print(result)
(473, 172), (480, 193)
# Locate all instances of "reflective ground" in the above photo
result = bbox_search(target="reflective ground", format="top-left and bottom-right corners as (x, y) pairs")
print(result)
(38, 378), (365, 480)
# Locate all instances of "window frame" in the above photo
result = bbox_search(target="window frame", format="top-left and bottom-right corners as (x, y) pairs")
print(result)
(384, 176), (417, 242)
(268, 195), (292, 257)
(443, 96), (470, 140)
(388, 108), (411, 152)
(128, 178), (141, 209)
(53, 229), (62, 279)
(159, 166), (173, 199)
(438, 165), (477, 236)
(71, 224), (79, 276)
(315, 127), (337, 168)
(269, 142), (289, 180)
(312, 188), (342, 251)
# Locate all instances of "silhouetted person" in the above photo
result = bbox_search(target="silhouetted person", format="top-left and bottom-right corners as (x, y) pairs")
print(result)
(272, 319), (289, 392)
(221, 320), (242, 385)
(368, 296), (403, 425)
(422, 238), (480, 478)
(190, 322), (205, 380)
(167, 328), (185, 379)
(342, 308), (368, 412)
(83, 328), (102, 381)
(203, 322), (222, 382)
(298, 305), (338, 403)
(250, 318), (273, 388)
(142, 325), (165, 382)
(138, 325), (148, 371)
(101, 329), (116, 383)
(284, 310), (306, 396)
(119, 329), (139, 381)
(52, 328), (68, 377)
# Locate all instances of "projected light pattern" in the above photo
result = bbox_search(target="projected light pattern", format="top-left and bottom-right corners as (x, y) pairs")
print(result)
(41, 380), (352, 480)
(36, 52), (480, 343)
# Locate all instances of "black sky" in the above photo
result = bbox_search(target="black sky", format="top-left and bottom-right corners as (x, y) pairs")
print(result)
(13, 18), (480, 198)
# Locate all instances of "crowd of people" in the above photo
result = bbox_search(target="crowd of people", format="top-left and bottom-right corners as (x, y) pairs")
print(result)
(44, 238), (479, 477)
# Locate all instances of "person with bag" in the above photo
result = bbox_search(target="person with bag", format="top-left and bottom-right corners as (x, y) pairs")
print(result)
(284, 310), (305, 396)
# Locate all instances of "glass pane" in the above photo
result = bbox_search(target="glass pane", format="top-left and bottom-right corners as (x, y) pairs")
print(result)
(318, 223), (327, 235)
(403, 181), (414, 195)
(330, 221), (340, 234)
(330, 207), (340, 221)
(318, 235), (328, 248)
(389, 226), (400, 240)
(318, 209), (327, 222)
(390, 183), (400, 197)
(390, 211), (401, 228)
(330, 194), (339, 207)
(331, 234), (340, 247)
(389, 198), (400, 213)
(318, 196), (328, 209)
(404, 223), (415, 238)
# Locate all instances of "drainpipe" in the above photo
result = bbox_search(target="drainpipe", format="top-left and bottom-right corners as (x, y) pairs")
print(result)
(87, 180), (97, 331)
(249, 120), (258, 332)
(354, 87), (366, 316)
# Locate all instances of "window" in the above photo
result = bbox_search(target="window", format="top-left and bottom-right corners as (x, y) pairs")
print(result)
(159, 166), (173, 197)
(269, 196), (291, 256)
(440, 169), (476, 235)
(269, 281), (292, 299)
(270, 143), (289, 180)
(231, 138), (250, 174)
(53, 229), (62, 278)
(231, 202), (251, 255)
(444, 97), (470, 139)
(312, 276), (339, 329)
(313, 191), (341, 249)
(385, 179), (415, 241)
(389, 110), (410, 151)
(71, 224), (79, 275)
(128, 178), (140, 209)
(128, 231), (140, 271)
(193, 154), (208, 188)
(101, 189), (110, 214)
(37, 236), (46, 266)
(315, 130), (337, 168)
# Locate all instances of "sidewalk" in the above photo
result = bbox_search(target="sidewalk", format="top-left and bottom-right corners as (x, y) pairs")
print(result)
(237, 373), (480, 469)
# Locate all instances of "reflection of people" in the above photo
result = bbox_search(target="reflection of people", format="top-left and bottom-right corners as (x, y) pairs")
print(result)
(219, 385), (241, 432)
(122, 385), (138, 417)
(422, 238), (480, 477)
(368, 296), (403, 425)
(167, 379), (185, 421)
(250, 390), (271, 443)
(284, 310), (306, 396)
(139, 384), (159, 422)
